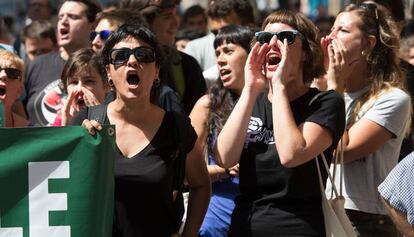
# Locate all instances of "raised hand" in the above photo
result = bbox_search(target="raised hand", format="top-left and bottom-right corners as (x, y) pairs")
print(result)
(270, 37), (293, 86)
(82, 87), (101, 107)
(244, 41), (270, 95)
(326, 39), (351, 93)
(321, 36), (333, 70)
(61, 90), (79, 126)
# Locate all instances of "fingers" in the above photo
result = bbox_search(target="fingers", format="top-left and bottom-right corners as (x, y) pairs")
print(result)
(61, 90), (79, 126)
(229, 164), (240, 177)
(63, 90), (77, 114)
(81, 119), (102, 136)
(246, 42), (261, 67)
(82, 87), (101, 107)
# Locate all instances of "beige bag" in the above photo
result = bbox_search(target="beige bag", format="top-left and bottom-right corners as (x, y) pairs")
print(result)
(316, 140), (358, 237)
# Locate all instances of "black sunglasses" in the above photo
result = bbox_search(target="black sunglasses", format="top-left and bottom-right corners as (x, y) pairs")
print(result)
(255, 30), (304, 45)
(89, 30), (111, 42)
(109, 47), (156, 66)
(0, 67), (22, 80)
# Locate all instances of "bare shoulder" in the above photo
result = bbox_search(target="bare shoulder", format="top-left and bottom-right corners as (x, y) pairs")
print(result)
(190, 95), (210, 118)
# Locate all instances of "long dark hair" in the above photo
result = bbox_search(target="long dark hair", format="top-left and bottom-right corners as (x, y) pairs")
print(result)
(206, 25), (254, 156)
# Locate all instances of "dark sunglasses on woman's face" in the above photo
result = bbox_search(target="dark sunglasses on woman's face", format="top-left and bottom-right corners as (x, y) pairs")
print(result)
(255, 30), (304, 45)
(109, 47), (156, 66)
(89, 30), (111, 42)
(0, 67), (22, 80)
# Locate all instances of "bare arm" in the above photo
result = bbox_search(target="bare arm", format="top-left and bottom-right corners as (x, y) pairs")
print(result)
(189, 96), (240, 181)
(271, 38), (333, 167)
(214, 42), (270, 168)
(272, 84), (333, 167)
(382, 198), (414, 237)
(181, 143), (211, 237)
(342, 119), (392, 163)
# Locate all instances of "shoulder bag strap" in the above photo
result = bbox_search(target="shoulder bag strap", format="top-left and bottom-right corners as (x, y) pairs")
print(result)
(87, 104), (108, 124)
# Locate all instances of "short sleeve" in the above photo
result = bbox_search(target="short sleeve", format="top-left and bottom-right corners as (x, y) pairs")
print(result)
(158, 85), (186, 115)
(363, 89), (411, 137)
(378, 153), (414, 225)
(171, 111), (197, 154)
(306, 90), (346, 146)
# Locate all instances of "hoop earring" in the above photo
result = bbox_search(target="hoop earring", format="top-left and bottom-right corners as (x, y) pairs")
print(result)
(153, 77), (160, 87)
(108, 79), (114, 87)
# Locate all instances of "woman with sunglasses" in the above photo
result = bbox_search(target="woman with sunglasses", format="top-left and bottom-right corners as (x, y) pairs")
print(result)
(91, 9), (186, 114)
(321, 3), (411, 236)
(0, 49), (28, 127)
(213, 10), (345, 236)
(188, 25), (255, 237)
(72, 24), (210, 237)
(52, 48), (109, 126)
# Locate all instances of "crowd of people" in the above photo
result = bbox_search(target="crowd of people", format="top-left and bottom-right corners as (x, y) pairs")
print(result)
(0, 0), (414, 236)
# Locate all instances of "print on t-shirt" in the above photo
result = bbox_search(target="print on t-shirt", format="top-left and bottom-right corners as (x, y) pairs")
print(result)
(33, 79), (65, 126)
(245, 116), (275, 148)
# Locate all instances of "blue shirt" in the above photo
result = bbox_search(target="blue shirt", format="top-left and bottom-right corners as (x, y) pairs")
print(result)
(378, 152), (414, 225)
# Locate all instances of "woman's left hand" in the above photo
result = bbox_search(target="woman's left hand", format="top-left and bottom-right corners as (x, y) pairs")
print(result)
(82, 119), (102, 136)
(270, 37), (293, 86)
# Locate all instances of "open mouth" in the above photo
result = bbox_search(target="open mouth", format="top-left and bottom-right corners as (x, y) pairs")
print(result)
(0, 87), (5, 96)
(219, 69), (231, 78)
(127, 74), (140, 85)
(59, 28), (69, 38)
(268, 54), (281, 65)
(77, 97), (85, 107)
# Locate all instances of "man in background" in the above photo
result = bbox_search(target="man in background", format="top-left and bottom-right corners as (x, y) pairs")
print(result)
(24, 0), (100, 126)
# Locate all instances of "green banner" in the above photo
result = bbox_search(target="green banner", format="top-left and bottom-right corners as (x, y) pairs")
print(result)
(0, 125), (115, 237)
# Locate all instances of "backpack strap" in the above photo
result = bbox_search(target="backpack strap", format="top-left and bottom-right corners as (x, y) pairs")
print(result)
(87, 104), (108, 125)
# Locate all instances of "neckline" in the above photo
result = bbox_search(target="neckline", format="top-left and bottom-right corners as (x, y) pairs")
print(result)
(116, 111), (168, 159)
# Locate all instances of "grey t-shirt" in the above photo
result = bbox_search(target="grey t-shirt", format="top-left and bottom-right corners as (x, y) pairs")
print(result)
(326, 87), (411, 215)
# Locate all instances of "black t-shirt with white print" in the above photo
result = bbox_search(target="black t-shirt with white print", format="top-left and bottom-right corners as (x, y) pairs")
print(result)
(228, 88), (345, 237)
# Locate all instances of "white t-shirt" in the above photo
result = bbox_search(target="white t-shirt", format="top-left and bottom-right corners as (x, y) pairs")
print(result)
(326, 87), (411, 215)
(185, 33), (216, 71)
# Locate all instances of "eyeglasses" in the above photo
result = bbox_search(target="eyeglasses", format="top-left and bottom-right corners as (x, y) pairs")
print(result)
(255, 30), (304, 45)
(0, 67), (22, 80)
(109, 47), (156, 66)
(89, 30), (111, 42)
